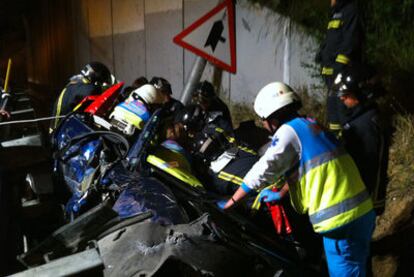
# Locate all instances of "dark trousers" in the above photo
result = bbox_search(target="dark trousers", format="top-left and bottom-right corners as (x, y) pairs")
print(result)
(327, 93), (349, 129)
(324, 76), (348, 132)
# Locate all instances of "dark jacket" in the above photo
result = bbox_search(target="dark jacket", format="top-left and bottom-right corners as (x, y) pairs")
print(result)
(208, 147), (258, 195)
(318, 0), (364, 87)
(164, 98), (184, 115)
(342, 102), (390, 214)
(205, 110), (234, 136)
(209, 97), (233, 130)
(51, 75), (100, 130)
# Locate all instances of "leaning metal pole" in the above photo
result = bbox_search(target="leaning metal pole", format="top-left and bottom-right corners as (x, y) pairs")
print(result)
(180, 56), (207, 105)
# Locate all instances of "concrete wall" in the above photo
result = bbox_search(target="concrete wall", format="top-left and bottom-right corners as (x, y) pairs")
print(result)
(71, 0), (318, 106)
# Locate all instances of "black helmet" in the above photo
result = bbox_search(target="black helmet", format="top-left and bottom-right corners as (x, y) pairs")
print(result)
(191, 130), (229, 164)
(333, 66), (382, 101)
(333, 68), (363, 97)
(81, 62), (111, 86)
(150, 77), (172, 95)
(132, 76), (148, 89)
(174, 104), (206, 133)
(192, 81), (216, 104)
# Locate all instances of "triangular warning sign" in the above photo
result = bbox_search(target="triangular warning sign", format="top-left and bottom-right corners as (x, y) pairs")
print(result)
(173, 0), (236, 73)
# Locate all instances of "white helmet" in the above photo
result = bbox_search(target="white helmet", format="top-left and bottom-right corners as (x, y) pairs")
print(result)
(134, 84), (165, 105)
(254, 82), (301, 119)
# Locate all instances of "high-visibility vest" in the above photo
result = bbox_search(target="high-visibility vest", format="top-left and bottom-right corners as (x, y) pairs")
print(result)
(285, 117), (373, 233)
(111, 99), (150, 130)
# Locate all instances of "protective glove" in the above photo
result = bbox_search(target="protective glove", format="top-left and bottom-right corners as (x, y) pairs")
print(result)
(216, 200), (228, 210)
(258, 188), (282, 203)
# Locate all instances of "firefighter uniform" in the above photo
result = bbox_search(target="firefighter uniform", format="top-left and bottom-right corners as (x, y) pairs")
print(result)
(208, 146), (258, 195)
(342, 102), (390, 215)
(51, 75), (100, 130)
(209, 97), (233, 129)
(164, 98), (184, 116)
(317, 0), (364, 132)
(192, 81), (233, 131)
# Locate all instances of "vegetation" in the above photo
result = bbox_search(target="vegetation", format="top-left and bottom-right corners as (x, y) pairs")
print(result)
(238, 2), (414, 274)
(388, 114), (414, 193)
(244, 0), (414, 112)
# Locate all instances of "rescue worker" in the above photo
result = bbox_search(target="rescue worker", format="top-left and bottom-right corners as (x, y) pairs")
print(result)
(192, 80), (233, 133)
(51, 62), (112, 130)
(334, 70), (390, 215)
(221, 82), (375, 277)
(316, 0), (364, 135)
(110, 84), (165, 136)
(172, 104), (257, 195)
(150, 77), (184, 115)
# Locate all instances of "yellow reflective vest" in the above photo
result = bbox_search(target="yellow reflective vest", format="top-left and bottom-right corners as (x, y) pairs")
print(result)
(287, 118), (373, 233)
(243, 117), (373, 233)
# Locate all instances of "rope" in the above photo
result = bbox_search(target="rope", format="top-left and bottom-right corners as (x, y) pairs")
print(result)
(0, 115), (65, 126)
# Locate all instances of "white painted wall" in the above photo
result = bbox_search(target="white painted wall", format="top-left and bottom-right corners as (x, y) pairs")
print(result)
(112, 0), (146, 86)
(71, 0), (318, 106)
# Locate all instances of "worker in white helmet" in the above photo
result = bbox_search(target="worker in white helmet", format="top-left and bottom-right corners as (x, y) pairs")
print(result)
(219, 82), (375, 277)
(110, 84), (165, 136)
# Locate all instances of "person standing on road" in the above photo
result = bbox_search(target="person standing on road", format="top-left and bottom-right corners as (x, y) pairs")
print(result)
(221, 82), (375, 277)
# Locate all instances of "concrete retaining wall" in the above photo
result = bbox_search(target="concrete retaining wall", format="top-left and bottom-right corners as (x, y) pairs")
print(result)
(71, 0), (319, 106)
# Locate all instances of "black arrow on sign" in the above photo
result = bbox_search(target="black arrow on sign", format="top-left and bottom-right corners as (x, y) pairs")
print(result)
(204, 20), (226, 52)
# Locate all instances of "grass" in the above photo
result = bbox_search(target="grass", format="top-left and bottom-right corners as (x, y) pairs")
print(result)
(229, 102), (257, 127)
(228, 85), (326, 128)
(387, 114), (414, 196)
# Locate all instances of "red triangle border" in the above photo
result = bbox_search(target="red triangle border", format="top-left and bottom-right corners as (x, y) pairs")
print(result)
(173, 0), (236, 74)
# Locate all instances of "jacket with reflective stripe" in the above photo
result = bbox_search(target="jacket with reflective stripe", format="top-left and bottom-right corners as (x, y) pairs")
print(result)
(51, 76), (99, 129)
(243, 117), (373, 233)
(286, 118), (373, 233)
(318, 0), (363, 80)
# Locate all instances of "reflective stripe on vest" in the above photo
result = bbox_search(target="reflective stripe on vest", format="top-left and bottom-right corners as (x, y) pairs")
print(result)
(309, 190), (370, 225)
(286, 118), (373, 233)
(299, 147), (346, 179)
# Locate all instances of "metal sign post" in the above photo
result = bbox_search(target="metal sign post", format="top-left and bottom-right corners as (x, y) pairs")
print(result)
(180, 56), (207, 104)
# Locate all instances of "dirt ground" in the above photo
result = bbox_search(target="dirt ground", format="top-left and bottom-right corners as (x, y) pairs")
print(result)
(372, 188), (414, 277)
